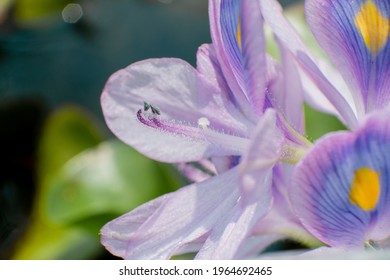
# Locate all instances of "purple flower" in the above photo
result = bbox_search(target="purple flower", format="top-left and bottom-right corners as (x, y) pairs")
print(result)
(285, 0), (390, 251)
(305, 0), (390, 117)
(291, 110), (390, 249)
(262, 0), (390, 129)
(100, 0), (310, 259)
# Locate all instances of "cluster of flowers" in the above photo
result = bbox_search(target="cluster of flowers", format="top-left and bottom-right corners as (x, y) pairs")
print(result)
(99, 0), (390, 259)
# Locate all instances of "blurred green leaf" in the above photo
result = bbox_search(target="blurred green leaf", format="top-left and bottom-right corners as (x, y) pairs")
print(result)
(15, 0), (74, 26)
(304, 104), (346, 141)
(45, 139), (181, 224)
(0, 0), (13, 13)
(13, 105), (182, 259)
(13, 105), (106, 259)
(38, 105), (104, 182)
(13, 221), (100, 260)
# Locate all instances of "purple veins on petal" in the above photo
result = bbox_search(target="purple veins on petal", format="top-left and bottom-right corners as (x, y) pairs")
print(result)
(209, 0), (249, 113)
(260, 0), (359, 128)
(305, 0), (390, 114)
(291, 110), (390, 248)
(209, 0), (269, 118)
(220, 0), (243, 79)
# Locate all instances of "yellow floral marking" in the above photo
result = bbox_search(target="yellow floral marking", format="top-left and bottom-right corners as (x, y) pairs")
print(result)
(349, 167), (380, 211)
(354, 0), (390, 55)
(236, 18), (242, 50)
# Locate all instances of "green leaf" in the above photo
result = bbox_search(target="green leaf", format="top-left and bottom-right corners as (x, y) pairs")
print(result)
(44, 140), (181, 224)
(12, 106), (107, 259)
(14, 106), (182, 259)
(37, 105), (104, 183)
(14, 0), (74, 26)
(12, 221), (102, 260)
(304, 104), (346, 141)
(0, 0), (14, 13)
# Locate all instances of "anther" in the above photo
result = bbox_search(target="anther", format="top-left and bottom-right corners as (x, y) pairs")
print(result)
(144, 101), (151, 111)
(143, 101), (161, 115)
(197, 117), (210, 129)
(151, 105), (161, 115)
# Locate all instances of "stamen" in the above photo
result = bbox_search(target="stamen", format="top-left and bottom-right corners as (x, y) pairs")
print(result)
(143, 101), (161, 115)
(136, 109), (202, 138)
(137, 109), (249, 156)
(143, 101), (151, 111)
(151, 105), (161, 115)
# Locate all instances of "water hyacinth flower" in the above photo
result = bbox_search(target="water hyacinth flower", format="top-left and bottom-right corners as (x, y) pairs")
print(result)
(287, 0), (390, 252)
(305, 0), (390, 119)
(100, 0), (312, 259)
(291, 110), (390, 249)
(260, 0), (390, 130)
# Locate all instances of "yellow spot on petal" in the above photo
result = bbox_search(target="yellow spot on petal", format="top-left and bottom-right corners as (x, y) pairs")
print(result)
(354, 0), (390, 55)
(349, 167), (380, 211)
(236, 18), (242, 50)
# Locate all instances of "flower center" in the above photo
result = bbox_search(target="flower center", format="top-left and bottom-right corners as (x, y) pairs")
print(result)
(349, 167), (381, 211)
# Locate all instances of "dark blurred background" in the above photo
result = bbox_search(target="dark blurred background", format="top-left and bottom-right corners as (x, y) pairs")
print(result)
(0, 0), (304, 259)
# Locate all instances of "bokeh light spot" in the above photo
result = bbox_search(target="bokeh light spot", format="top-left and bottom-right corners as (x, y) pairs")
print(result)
(62, 3), (83, 24)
